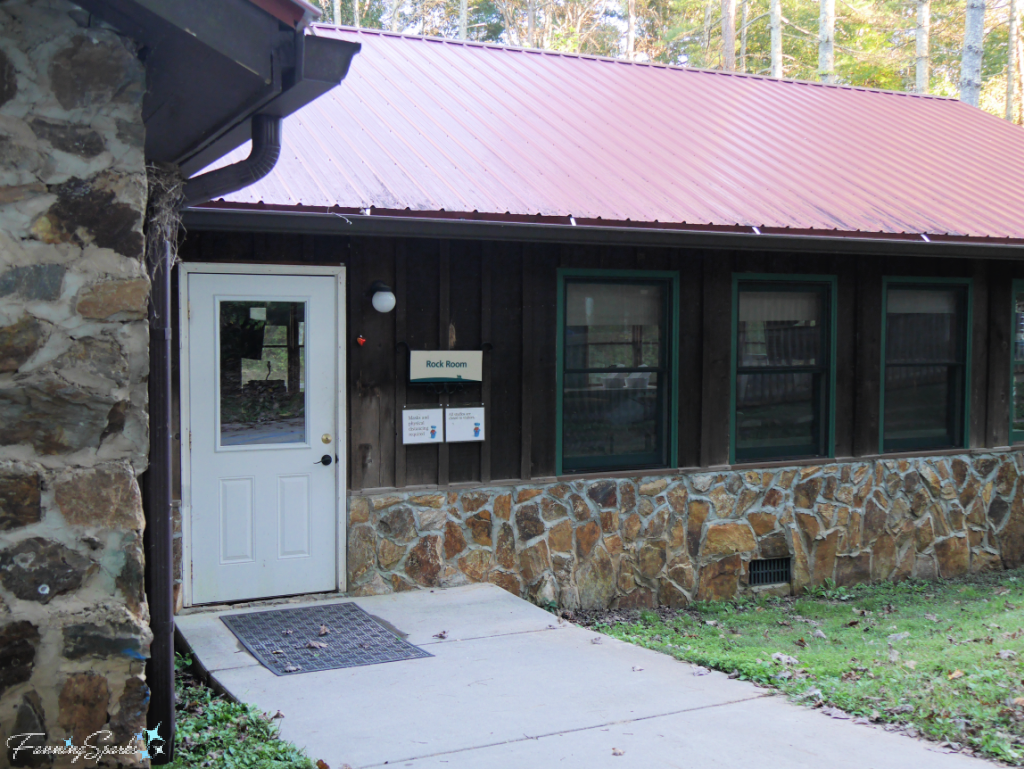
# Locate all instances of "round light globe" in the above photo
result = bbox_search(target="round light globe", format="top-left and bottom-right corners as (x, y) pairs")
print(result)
(371, 290), (396, 313)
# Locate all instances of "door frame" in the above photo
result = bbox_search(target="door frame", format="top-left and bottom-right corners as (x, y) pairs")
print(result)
(178, 262), (347, 608)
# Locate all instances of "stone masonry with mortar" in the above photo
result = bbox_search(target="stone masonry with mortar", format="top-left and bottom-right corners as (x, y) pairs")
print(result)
(0, 0), (152, 762)
(346, 453), (1024, 609)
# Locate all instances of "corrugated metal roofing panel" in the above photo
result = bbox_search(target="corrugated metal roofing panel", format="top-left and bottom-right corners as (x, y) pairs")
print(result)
(210, 26), (1024, 240)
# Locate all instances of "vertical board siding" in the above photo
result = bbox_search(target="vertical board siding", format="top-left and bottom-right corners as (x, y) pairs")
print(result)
(490, 242), (524, 481)
(987, 259), (1013, 447)
(448, 240), (484, 483)
(178, 228), (1008, 490)
(701, 253), (733, 466)
(403, 240), (442, 487)
(854, 256), (883, 456)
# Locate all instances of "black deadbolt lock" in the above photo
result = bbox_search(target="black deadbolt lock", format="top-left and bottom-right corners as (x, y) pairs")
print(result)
(316, 454), (333, 466)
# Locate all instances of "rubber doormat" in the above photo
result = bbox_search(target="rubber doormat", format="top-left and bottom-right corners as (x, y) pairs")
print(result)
(221, 602), (432, 676)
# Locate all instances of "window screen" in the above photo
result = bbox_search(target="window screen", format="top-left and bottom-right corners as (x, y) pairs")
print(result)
(882, 283), (968, 452)
(561, 279), (671, 472)
(734, 281), (832, 462)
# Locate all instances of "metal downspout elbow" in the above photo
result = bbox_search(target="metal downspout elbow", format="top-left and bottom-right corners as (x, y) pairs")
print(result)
(181, 114), (282, 208)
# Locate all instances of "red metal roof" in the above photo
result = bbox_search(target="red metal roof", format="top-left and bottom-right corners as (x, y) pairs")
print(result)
(206, 25), (1024, 242)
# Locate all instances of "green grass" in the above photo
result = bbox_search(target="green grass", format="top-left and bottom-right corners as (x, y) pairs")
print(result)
(171, 655), (318, 769)
(593, 570), (1024, 764)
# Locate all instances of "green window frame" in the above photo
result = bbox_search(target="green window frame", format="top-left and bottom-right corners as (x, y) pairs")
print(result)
(555, 269), (679, 475)
(729, 274), (838, 464)
(1010, 279), (1024, 443)
(880, 277), (972, 454)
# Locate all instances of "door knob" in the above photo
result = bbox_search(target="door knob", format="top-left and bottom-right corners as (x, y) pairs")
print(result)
(322, 434), (332, 444)
(315, 455), (333, 466)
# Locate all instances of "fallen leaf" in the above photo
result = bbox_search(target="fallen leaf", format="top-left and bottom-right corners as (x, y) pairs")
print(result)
(998, 650), (1018, 660)
(995, 587), (1011, 596)
(813, 629), (827, 639)
(316, 760), (330, 769)
(632, 666), (644, 672)
(271, 649), (284, 655)
(1013, 697), (1024, 706)
(845, 620), (860, 628)
(271, 711), (285, 719)
(283, 630), (294, 635)
(925, 613), (939, 622)
(433, 630), (448, 640)
(612, 748), (625, 756)
(794, 638), (808, 648)
(948, 669), (964, 680)
(284, 666), (300, 673)
(591, 637), (602, 644)
(887, 632), (910, 642)
(692, 666), (711, 676)
(905, 660), (917, 670)
(306, 641), (328, 649)
(772, 652), (799, 666)
(728, 669), (741, 679)
(888, 645), (900, 663)
(822, 706), (850, 719)
(319, 625), (331, 636)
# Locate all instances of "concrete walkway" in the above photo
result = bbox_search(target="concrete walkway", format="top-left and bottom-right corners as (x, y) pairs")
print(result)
(177, 584), (990, 769)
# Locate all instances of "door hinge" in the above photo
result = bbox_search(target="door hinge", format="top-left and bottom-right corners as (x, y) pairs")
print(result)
(187, 301), (191, 320)
(188, 431), (192, 451)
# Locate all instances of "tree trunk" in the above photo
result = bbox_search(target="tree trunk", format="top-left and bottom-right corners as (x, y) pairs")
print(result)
(703, 2), (712, 59)
(459, 0), (468, 37)
(332, 0), (341, 24)
(1009, 0), (1019, 119)
(770, 0), (782, 78)
(739, 0), (748, 73)
(915, 0), (930, 93)
(528, 0), (535, 46)
(626, 0), (636, 60)
(721, 0), (736, 71)
(391, 0), (402, 30)
(1018, 30), (1024, 121)
(354, 0), (361, 27)
(818, 0), (835, 83)
(960, 0), (986, 106)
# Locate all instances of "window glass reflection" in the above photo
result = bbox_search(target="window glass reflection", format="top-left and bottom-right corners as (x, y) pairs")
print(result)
(220, 301), (306, 447)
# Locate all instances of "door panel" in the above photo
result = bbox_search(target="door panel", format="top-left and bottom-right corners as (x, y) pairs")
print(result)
(189, 273), (338, 604)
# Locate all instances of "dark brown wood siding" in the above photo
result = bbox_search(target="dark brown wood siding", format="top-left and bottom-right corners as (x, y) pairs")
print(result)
(178, 230), (1024, 492)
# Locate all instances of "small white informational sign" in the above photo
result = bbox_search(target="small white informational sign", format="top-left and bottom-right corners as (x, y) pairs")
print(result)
(445, 406), (485, 443)
(402, 408), (444, 445)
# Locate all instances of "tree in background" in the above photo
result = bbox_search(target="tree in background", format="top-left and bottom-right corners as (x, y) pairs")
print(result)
(961, 0), (987, 104)
(309, 0), (1024, 122)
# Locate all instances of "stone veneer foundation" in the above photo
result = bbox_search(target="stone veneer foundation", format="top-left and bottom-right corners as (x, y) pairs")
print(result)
(347, 453), (1024, 609)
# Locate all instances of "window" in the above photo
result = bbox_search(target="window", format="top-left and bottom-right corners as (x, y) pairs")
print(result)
(731, 277), (835, 463)
(1013, 281), (1024, 443)
(556, 272), (677, 474)
(881, 280), (970, 453)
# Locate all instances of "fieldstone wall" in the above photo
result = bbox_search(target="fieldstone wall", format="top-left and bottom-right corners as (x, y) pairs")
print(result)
(0, 0), (151, 763)
(347, 452), (1024, 609)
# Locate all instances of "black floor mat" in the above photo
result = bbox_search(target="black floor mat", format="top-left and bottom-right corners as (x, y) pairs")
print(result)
(220, 602), (432, 676)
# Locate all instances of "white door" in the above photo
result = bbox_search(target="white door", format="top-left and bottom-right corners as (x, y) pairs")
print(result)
(188, 272), (339, 604)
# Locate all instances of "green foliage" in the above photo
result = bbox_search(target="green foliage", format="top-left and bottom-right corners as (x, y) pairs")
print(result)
(172, 655), (317, 769)
(598, 570), (1024, 763)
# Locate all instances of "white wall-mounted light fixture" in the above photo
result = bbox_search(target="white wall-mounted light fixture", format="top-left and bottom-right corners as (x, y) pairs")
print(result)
(369, 280), (396, 313)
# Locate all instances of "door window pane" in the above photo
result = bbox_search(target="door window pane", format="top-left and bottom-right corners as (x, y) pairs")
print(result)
(562, 280), (669, 472)
(734, 282), (831, 461)
(220, 300), (306, 446)
(883, 284), (967, 452)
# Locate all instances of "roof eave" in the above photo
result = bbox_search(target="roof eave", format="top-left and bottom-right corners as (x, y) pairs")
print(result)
(181, 206), (1024, 259)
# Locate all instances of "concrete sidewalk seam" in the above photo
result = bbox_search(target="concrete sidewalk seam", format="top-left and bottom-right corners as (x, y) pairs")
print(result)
(358, 693), (771, 768)
(418, 625), (567, 646)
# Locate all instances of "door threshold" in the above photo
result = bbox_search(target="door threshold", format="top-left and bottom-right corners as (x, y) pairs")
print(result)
(179, 589), (348, 616)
